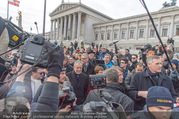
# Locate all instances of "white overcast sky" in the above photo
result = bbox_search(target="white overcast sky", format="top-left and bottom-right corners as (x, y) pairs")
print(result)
(1, 0), (178, 34)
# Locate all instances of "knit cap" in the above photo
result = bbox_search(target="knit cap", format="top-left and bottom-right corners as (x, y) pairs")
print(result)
(146, 86), (174, 108)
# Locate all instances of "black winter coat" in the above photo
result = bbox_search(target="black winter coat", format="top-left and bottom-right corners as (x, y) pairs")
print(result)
(128, 67), (177, 111)
(82, 61), (95, 76)
(84, 83), (134, 111)
(66, 71), (89, 105)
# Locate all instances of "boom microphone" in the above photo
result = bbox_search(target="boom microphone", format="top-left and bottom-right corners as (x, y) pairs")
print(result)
(109, 41), (119, 46)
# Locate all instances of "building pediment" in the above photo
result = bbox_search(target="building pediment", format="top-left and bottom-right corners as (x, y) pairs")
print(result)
(50, 3), (113, 20)
(50, 3), (78, 17)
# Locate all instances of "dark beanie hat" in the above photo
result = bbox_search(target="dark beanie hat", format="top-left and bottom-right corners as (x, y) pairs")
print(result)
(171, 59), (179, 67)
(146, 86), (174, 108)
(0, 63), (8, 83)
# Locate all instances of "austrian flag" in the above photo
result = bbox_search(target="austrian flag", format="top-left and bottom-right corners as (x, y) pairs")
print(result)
(8, 0), (20, 7)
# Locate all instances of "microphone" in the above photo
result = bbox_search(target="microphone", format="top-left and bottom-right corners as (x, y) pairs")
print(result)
(109, 41), (119, 46)
(34, 22), (39, 34)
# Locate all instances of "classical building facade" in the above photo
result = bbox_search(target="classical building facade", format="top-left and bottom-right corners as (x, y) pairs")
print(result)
(49, 2), (179, 53)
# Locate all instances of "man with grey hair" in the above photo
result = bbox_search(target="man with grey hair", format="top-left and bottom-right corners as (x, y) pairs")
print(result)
(66, 60), (89, 105)
(84, 68), (134, 111)
(128, 55), (178, 111)
(81, 53), (95, 76)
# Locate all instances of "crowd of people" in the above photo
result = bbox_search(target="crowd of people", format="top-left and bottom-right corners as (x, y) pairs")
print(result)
(0, 40), (179, 119)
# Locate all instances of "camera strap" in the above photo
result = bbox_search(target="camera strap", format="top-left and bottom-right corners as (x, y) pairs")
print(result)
(59, 92), (69, 108)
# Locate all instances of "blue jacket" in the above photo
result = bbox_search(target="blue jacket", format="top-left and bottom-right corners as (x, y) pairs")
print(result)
(98, 52), (107, 59)
(104, 61), (114, 69)
(7, 71), (34, 104)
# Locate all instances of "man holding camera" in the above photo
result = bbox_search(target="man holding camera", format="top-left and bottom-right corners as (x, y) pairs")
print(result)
(84, 68), (134, 111)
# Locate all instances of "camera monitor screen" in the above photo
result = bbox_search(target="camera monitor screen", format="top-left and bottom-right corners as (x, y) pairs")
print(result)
(26, 43), (43, 56)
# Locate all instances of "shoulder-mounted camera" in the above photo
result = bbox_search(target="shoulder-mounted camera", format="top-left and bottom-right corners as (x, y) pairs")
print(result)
(20, 35), (48, 68)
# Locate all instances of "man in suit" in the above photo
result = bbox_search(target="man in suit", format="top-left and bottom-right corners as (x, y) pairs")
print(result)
(66, 60), (89, 105)
(81, 53), (95, 76)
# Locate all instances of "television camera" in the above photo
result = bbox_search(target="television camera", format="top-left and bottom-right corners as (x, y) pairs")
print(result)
(0, 17), (60, 68)
(86, 74), (127, 119)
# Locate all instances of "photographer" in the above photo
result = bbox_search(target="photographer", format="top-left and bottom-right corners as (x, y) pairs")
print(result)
(84, 68), (134, 111)
(32, 68), (70, 109)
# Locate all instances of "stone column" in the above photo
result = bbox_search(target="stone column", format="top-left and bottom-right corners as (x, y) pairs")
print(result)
(98, 32), (100, 41)
(72, 13), (76, 39)
(104, 27), (107, 41)
(50, 20), (53, 40)
(126, 23), (129, 40)
(53, 19), (56, 40)
(135, 21), (139, 40)
(63, 16), (67, 40)
(158, 17), (161, 35)
(145, 20), (149, 40)
(118, 24), (121, 40)
(170, 15), (175, 38)
(68, 14), (72, 40)
(56, 18), (60, 40)
(60, 17), (63, 41)
(111, 25), (114, 41)
(77, 12), (81, 39)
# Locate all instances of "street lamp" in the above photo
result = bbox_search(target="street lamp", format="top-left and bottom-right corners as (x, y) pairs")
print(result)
(43, 0), (46, 36)
(34, 22), (39, 34)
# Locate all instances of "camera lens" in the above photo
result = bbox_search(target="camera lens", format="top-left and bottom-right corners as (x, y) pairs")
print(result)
(34, 38), (39, 42)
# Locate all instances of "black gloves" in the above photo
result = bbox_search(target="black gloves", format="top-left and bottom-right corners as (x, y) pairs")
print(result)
(45, 41), (64, 78)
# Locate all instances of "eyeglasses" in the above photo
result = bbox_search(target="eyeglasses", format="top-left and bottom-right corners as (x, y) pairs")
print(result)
(120, 62), (126, 64)
(132, 57), (136, 59)
(36, 72), (44, 75)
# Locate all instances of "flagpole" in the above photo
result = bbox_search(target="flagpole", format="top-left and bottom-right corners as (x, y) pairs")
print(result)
(7, 0), (9, 20)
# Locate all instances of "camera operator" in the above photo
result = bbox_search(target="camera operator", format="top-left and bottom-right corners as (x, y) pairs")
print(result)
(84, 68), (134, 111)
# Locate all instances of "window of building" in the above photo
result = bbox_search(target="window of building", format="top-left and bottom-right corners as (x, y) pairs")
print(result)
(95, 34), (98, 41)
(162, 27), (168, 37)
(107, 32), (110, 40)
(139, 29), (144, 38)
(121, 31), (126, 39)
(101, 33), (104, 40)
(130, 30), (134, 38)
(176, 25), (179, 36)
(150, 29), (155, 37)
(114, 32), (117, 39)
